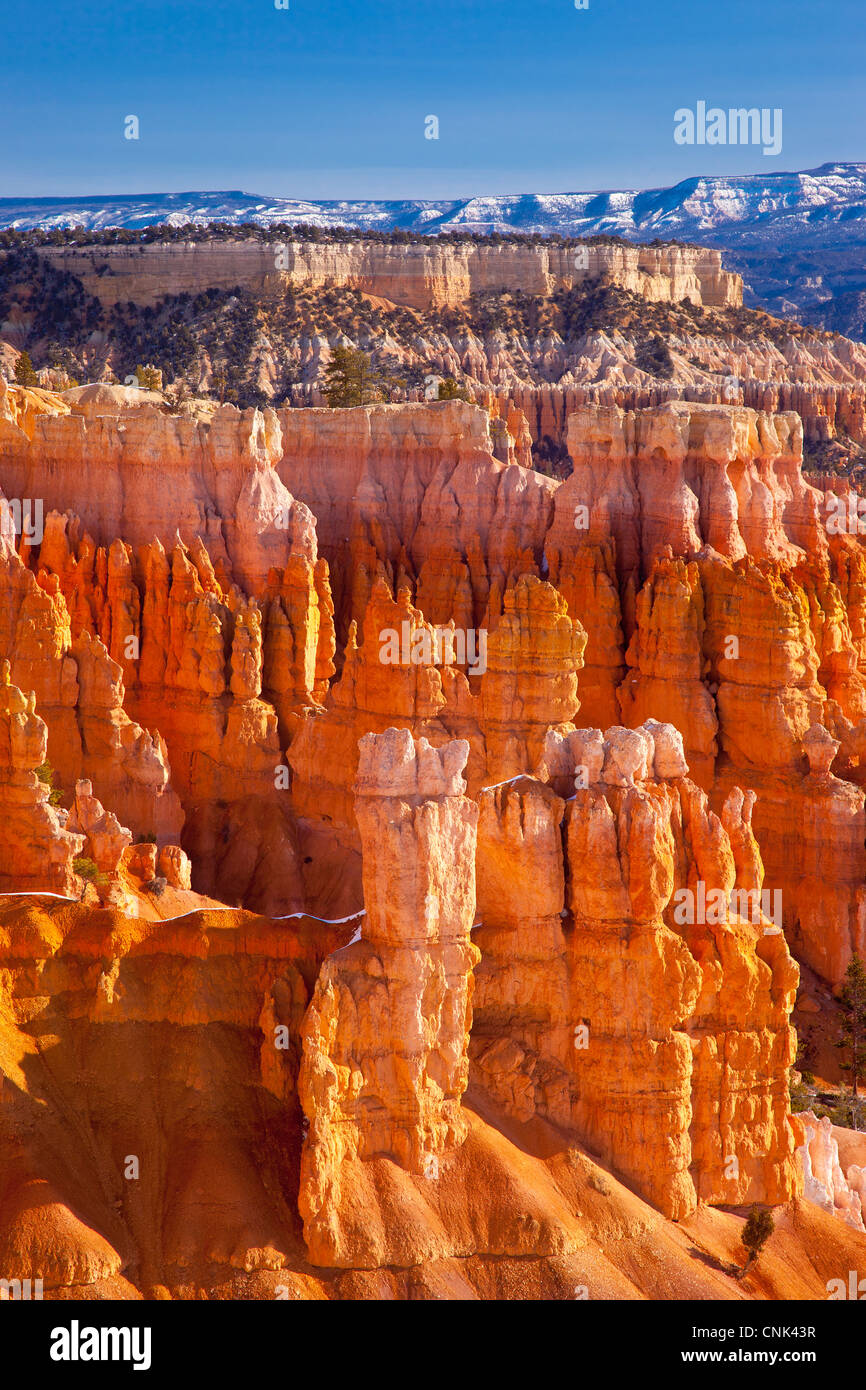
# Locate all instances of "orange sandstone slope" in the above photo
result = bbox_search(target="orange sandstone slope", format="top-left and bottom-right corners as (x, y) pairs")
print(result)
(2, 380), (866, 1296)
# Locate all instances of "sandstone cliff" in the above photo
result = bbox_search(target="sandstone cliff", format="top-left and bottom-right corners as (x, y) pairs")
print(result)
(0, 661), (84, 895)
(1, 379), (865, 1296)
(473, 721), (801, 1221)
(299, 730), (480, 1265)
(1, 386), (317, 596)
(4, 386), (866, 983)
(35, 238), (742, 312)
(796, 1112), (866, 1232)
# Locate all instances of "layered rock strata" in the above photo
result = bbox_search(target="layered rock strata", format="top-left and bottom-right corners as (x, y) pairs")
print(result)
(472, 722), (801, 1220)
(0, 474), (335, 907)
(298, 729), (480, 1265)
(0, 894), (354, 1296)
(0, 373), (864, 1292)
(35, 239), (742, 311)
(0, 897), (854, 1298)
(288, 573), (585, 823)
(3, 384), (866, 984)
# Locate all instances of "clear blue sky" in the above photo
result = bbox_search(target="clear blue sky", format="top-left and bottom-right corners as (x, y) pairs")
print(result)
(4, 0), (863, 198)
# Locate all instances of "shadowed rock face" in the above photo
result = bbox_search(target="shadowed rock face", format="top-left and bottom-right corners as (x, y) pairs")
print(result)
(796, 1112), (866, 1232)
(1, 379), (866, 1295)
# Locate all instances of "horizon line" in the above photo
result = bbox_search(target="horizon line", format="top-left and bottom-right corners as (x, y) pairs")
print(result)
(0, 159), (863, 208)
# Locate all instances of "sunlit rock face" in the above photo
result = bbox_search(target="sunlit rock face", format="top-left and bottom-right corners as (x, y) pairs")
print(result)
(473, 722), (801, 1221)
(1, 383), (863, 969)
(298, 730), (480, 1266)
(1, 369), (866, 1295)
(34, 238), (742, 312)
(0, 660), (84, 895)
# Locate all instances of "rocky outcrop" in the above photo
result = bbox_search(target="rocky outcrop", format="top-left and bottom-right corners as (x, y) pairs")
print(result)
(0, 890), (855, 1299)
(0, 488), (336, 909)
(66, 779), (132, 877)
(1, 369), (865, 1295)
(0, 541), (184, 847)
(0, 894), (354, 1297)
(796, 1112), (866, 1232)
(0, 661), (83, 894)
(473, 721), (801, 1220)
(541, 402), (866, 988)
(6, 384), (866, 983)
(14, 241), (866, 480)
(36, 238), (742, 312)
(274, 399), (556, 639)
(282, 395), (866, 988)
(298, 730), (480, 1266)
(289, 573), (585, 823)
(617, 557), (718, 787)
(1, 387), (318, 596)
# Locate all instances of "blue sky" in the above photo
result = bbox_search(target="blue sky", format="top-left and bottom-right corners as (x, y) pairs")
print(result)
(4, 0), (863, 198)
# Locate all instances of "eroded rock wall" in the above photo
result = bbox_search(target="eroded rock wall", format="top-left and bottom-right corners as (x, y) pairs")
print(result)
(298, 730), (480, 1265)
(35, 239), (742, 311)
(473, 722), (802, 1220)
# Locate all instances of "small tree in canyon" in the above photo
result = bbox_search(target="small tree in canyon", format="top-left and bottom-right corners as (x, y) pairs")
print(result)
(211, 364), (237, 405)
(134, 363), (162, 391)
(35, 760), (63, 806)
(836, 952), (866, 1130)
(737, 1206), (774, 1278)
(14, 350), (38, 386)
(73, 855), (107, 901)
(323, 346), (387, 407)
(437, 376), (471, 402)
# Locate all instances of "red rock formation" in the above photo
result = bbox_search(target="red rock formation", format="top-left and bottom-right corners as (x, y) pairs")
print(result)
(1, 385), (319, 597)
(0, 534), (183, 845)
(289, 572), (586, 825)
(618, 558), (718, 787)
(298, 729), (480, 1265)
(797, 1112), (866, 1232)
(473, 722), (801, 1220)
(0, 897), (855, 1300)
(0, 660), (83, 894)
(273, 399), (555, 637)
(537, 401), (866, 988)
(67, 779), (133, 877)
(479, 575), (586, 781)
(0, 490), (335, 909)
(7, 382), (866, 983)
(0, 894), (354, 1297)
(1, 370), (866, 1296)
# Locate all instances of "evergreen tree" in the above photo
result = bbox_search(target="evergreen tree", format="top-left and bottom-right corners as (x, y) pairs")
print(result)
(738, 1206), (774, 1276)
(211, 365), (236, 404)
(73, 856), (107, 901)
(836, 952), (866, 1128)
(437, 376), (471, 402)
(135, 363), (162, 390)
(14, 350), (38, 386)
(35, 760), (63, 806)
(323, 346), (386, 407)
